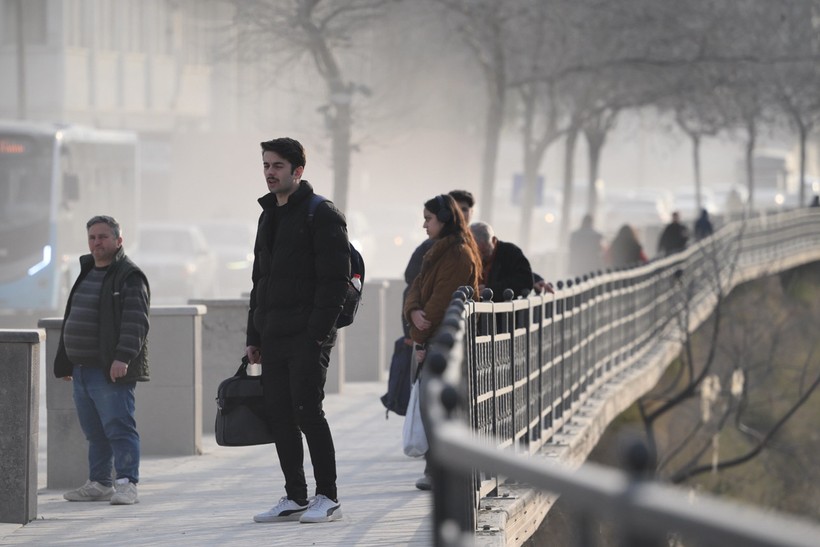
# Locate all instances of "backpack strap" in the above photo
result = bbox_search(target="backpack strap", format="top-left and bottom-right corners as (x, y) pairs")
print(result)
(307, 194), (328, 224)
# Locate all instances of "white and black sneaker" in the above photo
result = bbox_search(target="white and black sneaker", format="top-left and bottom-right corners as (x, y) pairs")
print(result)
(253, 496), (309, 523)
(299, 494), (342, 523)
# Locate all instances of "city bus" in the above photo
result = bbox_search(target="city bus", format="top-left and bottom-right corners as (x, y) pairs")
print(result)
(0, 120), (139, 318)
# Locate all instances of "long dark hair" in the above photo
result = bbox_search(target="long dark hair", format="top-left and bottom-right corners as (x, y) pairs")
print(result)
(425, 194), (467, 239)
(424, 194), (481, 260)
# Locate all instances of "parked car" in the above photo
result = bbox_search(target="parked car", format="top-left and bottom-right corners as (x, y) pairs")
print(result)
(133, 223), (218, 304)
(196, 220), (256, 298)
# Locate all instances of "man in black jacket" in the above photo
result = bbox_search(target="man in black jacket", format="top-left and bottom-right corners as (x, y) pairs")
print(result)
(54, 215), (150, 506)
(246, 138), (350, 524)
(657, 211), (690, 257)
(470, 221), (534, 301)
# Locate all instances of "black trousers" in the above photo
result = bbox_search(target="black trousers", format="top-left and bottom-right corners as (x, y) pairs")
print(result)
(261, 332), (338, 502)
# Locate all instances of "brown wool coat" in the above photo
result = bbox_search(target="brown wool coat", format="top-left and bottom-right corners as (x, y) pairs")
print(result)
(403, 234), (480, 345)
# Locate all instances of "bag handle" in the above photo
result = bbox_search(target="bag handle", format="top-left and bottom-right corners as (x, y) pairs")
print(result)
(234, 355), (251, 377)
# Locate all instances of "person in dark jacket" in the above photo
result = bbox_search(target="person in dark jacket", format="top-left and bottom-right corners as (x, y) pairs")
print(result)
(470, 221), (534, 301)
(694, 208), (714, 241)
(657, 211), (689, 256)
(54, 215), (150, 506)
(246, 137), (350, 525)
(606, 224), (648, 269)
(568, 214), (604, 277)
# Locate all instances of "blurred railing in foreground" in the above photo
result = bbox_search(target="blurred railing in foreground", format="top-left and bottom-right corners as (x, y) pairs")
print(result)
(422, 208), (820, 546)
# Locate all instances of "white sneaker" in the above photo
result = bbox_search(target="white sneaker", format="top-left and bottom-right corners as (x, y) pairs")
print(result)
(110, 478), (139, 505)
(299, 494), (342, 523)
(63, 480), (114, 502)
(254, 496), (309, 523)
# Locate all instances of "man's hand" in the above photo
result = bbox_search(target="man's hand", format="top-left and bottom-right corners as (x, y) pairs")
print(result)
(534, 280), (555, 294)
(246, 345), (261, 364)
(110, 360), (129, 382)
(62, 376), (72, 382)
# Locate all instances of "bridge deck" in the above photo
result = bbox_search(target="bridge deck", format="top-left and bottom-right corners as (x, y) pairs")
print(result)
(0, 383), (433, 546)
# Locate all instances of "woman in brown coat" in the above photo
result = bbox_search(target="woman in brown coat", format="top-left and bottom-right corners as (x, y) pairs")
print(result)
(403, 193), (481, 490)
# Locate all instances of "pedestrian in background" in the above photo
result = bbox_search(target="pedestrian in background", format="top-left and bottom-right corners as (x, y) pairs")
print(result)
(568, 213), (605, 278)
(404, 194), (481, 491)
(657, 211), (690, 256)
(694, 208), (714, 241)
(606, 224), (648, 269)
(54, 215), (150, 506)
(246, 137), (349, 524)
(470, 221), (534, 301)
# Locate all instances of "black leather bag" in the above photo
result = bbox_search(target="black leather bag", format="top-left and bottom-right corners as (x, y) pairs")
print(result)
(215, 356), (275, 447)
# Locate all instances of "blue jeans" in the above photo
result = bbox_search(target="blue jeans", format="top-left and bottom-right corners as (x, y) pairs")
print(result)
(72, 366), (140, 485)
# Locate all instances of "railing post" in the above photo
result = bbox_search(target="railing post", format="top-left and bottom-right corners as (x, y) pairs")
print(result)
(427, 292), (476, 546)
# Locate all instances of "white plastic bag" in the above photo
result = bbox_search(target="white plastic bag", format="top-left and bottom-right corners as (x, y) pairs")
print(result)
(402, 379), (428, 457)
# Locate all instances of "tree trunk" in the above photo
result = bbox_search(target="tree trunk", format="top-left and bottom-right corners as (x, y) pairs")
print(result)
(331, 100), (352, 214)
(798, 123), (807, 207)
(584, 129), (605, 217)
(745, 124), (756, 210)
(480, 91), (505, 225)
(519, 155), (541, 252)
(560, 125), (580, 247)
(691, 133), (702, 211)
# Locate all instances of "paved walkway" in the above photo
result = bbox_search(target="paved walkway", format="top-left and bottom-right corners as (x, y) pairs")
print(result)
(0, 383), (433, 546)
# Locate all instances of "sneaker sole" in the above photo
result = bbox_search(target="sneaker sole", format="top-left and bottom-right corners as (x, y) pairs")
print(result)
(299, 509), (342, 524)
(64, 497), (113, 502)
(110, 499), (139, 505)
(253, 513), (305, 523)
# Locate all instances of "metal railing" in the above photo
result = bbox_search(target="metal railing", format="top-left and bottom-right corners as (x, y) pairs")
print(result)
(421, 208), (820, 546)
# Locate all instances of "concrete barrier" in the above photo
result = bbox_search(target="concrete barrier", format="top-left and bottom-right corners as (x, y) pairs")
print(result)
(39, 317), (87, 490)
(0, 329), (43, 524)
(379, 278), (406, 370)
(343, 280), (388, 382)
(40, 305), (206, 489)
(141, 305), (205, 455)
(189, 299), (248, 434)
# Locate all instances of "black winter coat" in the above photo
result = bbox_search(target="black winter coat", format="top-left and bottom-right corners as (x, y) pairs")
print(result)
(246, 181), (350, 346)
(484, 240), (533, 302)
(657, 222), (689, 256)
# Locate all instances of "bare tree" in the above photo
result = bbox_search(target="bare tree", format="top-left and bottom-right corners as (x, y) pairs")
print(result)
(434, 0), (532, 225)
(669, 78), (725, 212)
(223, 0), (395, 214)
(770, 1), (820, 207)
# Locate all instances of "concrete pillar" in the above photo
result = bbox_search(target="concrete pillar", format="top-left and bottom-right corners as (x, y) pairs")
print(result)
(344, 280), (389, 382)
(138, 305), (205, 455)
(189, 299), (248, 434)
(380, 278), (405, 373)
(39, 317), (86, 490)
(41, 305), (205, 489)
(0, 329), (43, 524)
